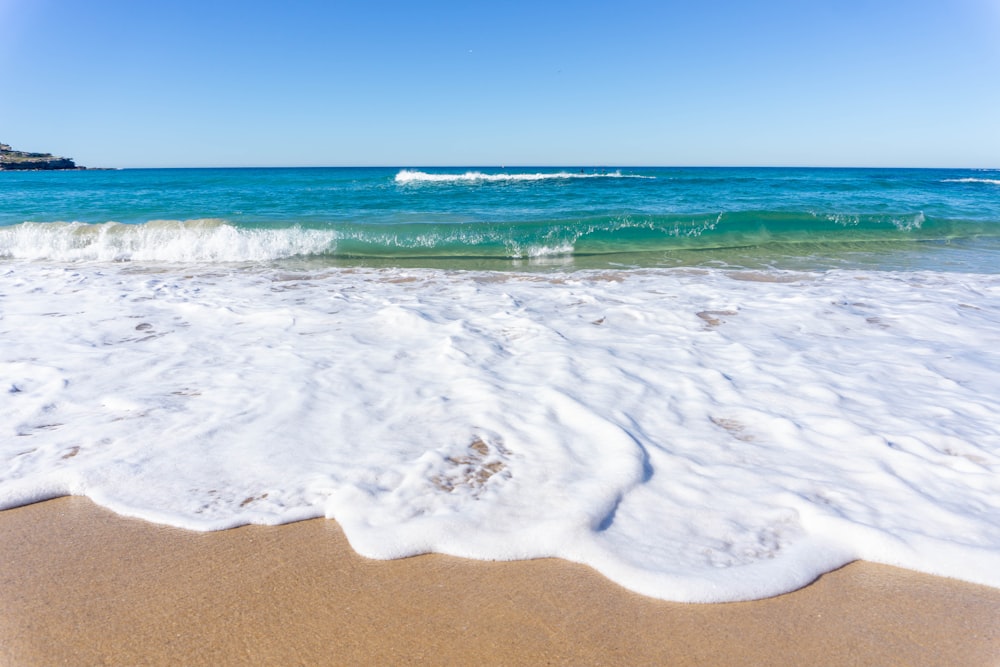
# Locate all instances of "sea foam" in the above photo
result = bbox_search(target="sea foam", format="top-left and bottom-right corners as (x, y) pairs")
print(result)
(942, 178), (1000, 185)
(0, 220), (336, 262)
(2, 261), (998, 602)
(394, 169), (650, 183)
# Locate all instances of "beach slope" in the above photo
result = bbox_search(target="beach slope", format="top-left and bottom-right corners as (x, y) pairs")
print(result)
(1, 497), (997, 666)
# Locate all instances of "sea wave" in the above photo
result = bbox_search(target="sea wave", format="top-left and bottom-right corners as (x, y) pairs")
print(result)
(941, 178), (1000, 185)
(0, 211), (989, 265)
(825, 211), (925, 231)
(0, 220), (336, 263)
(394, 169), (653, 184)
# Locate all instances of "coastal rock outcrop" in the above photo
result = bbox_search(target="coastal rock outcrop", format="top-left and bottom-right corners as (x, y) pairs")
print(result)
(0, 142), (81, 170)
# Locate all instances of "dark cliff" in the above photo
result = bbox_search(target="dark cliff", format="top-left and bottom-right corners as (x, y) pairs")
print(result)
(0, 142), (81, 170)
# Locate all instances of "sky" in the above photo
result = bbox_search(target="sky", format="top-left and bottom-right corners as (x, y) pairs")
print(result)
(1, 0), (998, 168)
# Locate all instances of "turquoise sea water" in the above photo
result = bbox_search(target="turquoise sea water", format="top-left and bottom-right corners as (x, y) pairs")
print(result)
(2, 167), (999, 272)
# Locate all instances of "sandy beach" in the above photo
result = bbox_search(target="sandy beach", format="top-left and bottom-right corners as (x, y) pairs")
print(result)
(0, 497), (996, 666)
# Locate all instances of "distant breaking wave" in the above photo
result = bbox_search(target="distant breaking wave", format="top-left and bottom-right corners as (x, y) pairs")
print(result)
(394, 169), (653, 184)
(942, 178), (1000, 185)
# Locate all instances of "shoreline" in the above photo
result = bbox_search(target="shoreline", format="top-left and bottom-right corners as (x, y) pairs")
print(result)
(1, 497), (997, 666)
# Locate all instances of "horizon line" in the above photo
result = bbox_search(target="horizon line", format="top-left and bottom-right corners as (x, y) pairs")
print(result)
(40, 164), (1000, 171)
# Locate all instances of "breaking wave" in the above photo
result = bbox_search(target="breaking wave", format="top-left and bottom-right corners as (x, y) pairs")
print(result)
(0, 211), (989, 264)
(941, 178), (1000, 185)
(0, 220), (337, 263)
(394, 169), (653, 184)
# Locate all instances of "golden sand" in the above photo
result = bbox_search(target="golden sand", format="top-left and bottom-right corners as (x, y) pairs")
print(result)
(1, 497), (998, 666)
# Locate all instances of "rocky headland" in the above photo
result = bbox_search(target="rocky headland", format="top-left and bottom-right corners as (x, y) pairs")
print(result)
(0, 142), (83, 170)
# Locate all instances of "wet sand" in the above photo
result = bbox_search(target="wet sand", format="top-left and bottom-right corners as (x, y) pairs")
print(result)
(1, 496), (998, 666)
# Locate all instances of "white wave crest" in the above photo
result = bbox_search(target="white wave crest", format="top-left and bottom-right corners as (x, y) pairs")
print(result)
(0, 220), (336, 263)
(941, 178), (1000, 185)
(394, 169), (652, 184)
(885, 211), (926, 232)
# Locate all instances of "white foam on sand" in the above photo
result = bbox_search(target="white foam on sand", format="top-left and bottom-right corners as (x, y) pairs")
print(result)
(1, 262), (999, 602)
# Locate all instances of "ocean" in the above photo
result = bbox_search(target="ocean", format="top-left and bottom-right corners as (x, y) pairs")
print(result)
(2, 166), (999, 602)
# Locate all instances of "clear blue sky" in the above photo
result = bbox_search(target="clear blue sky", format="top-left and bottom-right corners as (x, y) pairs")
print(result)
(2, 0), (998, 168)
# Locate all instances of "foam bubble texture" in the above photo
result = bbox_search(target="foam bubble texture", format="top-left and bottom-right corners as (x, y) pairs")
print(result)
(1, 263), (999, 601)
(0, 221), (336, 262)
